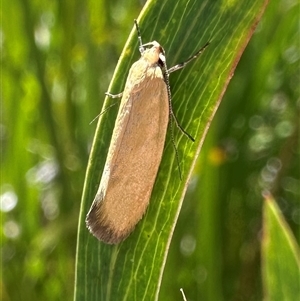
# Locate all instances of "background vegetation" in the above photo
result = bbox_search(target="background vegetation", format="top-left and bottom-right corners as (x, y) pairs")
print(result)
(1, 0), (299, 300)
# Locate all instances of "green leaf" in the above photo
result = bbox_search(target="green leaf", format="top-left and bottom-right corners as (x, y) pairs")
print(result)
(75, 0), (269, 300)
(262, 194), (300, 301)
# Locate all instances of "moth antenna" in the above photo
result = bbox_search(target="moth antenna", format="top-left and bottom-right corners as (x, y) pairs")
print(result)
(134, 19), (144, 54)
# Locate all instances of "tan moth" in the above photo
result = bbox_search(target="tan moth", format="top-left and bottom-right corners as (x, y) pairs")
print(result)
(86, 20), (209, 244)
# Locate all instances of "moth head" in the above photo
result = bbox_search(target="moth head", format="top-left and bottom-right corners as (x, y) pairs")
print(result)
(141, 41), (166, 66)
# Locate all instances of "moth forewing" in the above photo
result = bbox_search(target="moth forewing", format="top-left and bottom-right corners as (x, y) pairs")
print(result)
(86, 44), (169, 244)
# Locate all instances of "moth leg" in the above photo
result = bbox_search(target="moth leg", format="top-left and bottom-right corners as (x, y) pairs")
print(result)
(171, 110), (195, 142)
(168, 41), (210, 74)
(90, 92), (123, 123)
(105, 92), (123, 98)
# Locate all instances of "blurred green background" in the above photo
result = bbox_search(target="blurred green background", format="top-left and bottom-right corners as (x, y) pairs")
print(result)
(1, 0), (299, 300)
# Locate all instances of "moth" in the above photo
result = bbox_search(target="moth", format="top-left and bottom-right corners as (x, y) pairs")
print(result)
(86, 20), (209, 244)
